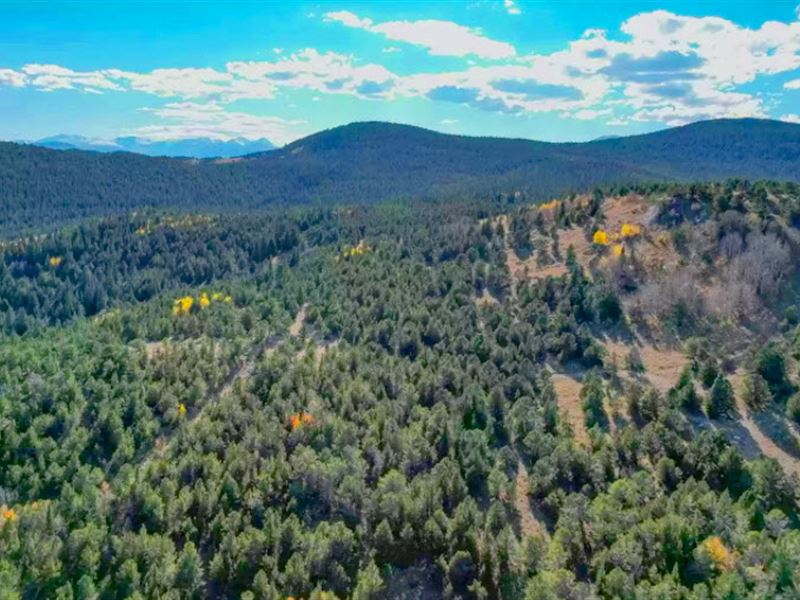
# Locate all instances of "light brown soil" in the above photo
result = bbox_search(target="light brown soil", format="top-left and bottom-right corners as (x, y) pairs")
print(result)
(685, 371), (800, 480)
(559, 227), (592, 265)
(289, 303), (307, 337)
(499, 195), (682, 287)
(603, 194), (649, 229)
(729, 373), (800, 479)
(145, 340), (167, 360)
(550, 373), (590, 446)
(602, 338), (686, 394)
(514, 460), (549, 540)
(498, 215), (568, 288)
(296, 339), (339, 364)
(474, 288), (499, 307)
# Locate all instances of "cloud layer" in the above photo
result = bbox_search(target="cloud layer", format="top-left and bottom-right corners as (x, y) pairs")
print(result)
(324, 11), (516, 58)
(2, 8), (799, 141)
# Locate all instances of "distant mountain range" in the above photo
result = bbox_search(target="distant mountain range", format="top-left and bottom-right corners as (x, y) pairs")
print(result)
(2, 118), (800, 236)
(30, 134), (276, 158)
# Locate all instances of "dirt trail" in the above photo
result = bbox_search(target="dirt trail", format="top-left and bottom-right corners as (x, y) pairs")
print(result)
(140, 304), (308, 468)
(514, 459), (549, 540)
(550, 373), (590, 447)
(289, 303), (307, 337)
(497, 215), (519, 301)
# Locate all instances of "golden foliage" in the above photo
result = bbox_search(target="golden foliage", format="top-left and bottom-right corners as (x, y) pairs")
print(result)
(593, 230), (609, 245)
(289, 412), (315, 430)
(702, 536), (735, 571)
(539, 199), (561, 212)
(342, 240), (371, 258)
(49, 256), (63, 268)
(620, 223), (641, 238)
(612, 244), (625, 257)
(1, 506), (16, 524)
(173, 296), (194, 317)
(173, 291), (231, 316)
(178, 403), (187, 417)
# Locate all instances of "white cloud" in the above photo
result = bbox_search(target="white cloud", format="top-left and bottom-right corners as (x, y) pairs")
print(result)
(503, 0), (521, 16)
(782, 113), (800, 124)
(135, 102), (306, 144)
(324, 10), (516, 59)
(440, 118), (459, 125)
(23, 64), (122, 92)
(325, 10), (372, 29)
(5, 8), (800, 133)
(106, 67), (236, 98)
(228, 49), (396, 99)
(0, 68), (26, 87)
(566, 108), (612, 120)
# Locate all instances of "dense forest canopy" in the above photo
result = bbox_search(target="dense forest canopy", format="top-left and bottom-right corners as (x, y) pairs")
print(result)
(1, 118), (800, 236)
(3, 180), (800, 598)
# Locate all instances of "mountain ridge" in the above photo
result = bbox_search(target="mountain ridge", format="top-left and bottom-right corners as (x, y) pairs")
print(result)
(30, 134), (276, 158)
(1, 118), (799, 236)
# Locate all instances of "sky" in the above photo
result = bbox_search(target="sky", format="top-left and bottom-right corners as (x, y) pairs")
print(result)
(1, 1), (800, 146)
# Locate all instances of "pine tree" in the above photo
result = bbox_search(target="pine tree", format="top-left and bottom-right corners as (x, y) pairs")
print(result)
(706, 375), (734, 419)
(742, 371), (772, 411)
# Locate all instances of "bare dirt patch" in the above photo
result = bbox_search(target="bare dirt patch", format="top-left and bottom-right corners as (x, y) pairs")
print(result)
(499, 195), (682, 286)
(289, 303), (307, 337)
(498, 214), (569, 287)
(729, 373), (800, 479)
(144, 340), (168, 360)
(686, 371), (800, 480)
(602, 337), (686, 394)
(474, 288), (500, 307)
(550, 373), (589, 446)
(514, 460), (549, 540)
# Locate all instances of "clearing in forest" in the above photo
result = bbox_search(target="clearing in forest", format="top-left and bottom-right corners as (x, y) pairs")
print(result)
(498, 214), (568, 287)
(550, 373), (590, 447)
(601, 337), (687, 394)
(499, 194), (682, 287)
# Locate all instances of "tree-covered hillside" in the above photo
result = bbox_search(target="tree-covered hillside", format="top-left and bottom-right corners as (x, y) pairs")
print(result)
(2, 181), (800, 598)
(1, 118), (799, 236)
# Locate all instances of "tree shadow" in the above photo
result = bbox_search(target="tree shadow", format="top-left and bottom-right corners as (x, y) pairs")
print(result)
(749, 406), (800, 459)
(684, 410), (764, 461)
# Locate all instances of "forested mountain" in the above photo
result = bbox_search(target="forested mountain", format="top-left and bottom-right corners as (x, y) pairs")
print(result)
(3, 180), (800, 598)
(32, 135), (277, 158)
(1, 118), (799, 236)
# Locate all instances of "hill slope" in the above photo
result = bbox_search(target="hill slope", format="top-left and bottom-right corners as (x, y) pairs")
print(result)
(1, 118), (799, 236)
(3, 182), (800, 598)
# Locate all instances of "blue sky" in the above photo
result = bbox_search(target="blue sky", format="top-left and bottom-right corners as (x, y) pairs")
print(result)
(1, 1), (799, 145)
